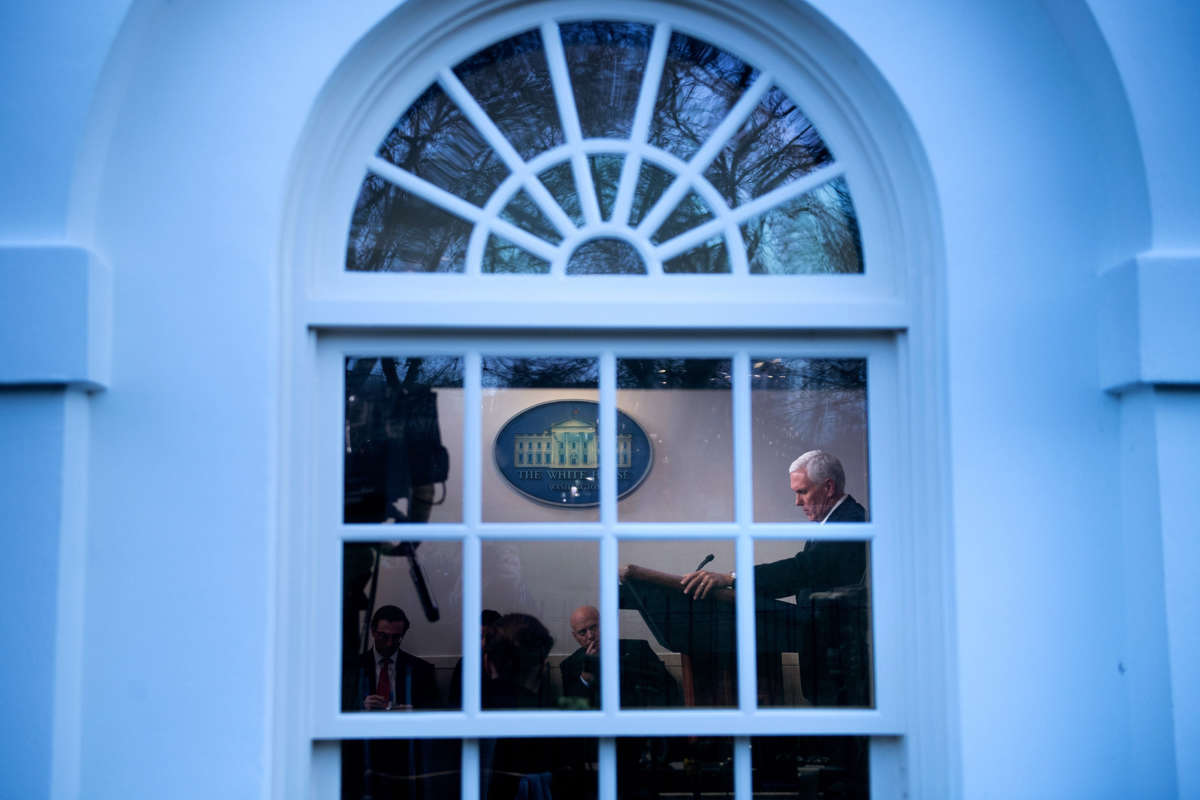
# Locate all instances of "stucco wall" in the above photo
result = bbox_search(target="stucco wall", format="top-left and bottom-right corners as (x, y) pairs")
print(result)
(2, 1), (1197, 798)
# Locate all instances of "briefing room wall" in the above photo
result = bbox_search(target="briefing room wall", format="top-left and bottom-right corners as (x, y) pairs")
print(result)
(2, 0), (1192, 798)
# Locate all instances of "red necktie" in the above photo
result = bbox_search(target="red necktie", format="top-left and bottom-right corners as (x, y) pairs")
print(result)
(377, 658), (392, 703)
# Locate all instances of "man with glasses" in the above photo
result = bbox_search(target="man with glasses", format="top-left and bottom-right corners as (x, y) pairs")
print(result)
(355, 604), (442, 711)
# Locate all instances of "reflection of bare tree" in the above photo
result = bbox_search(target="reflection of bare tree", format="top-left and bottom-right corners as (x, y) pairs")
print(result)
(744, 178), (862, 274)
(453, 30), (564, 161)
(650, 34), (758, 160)
(566, 239), (645, 275)
(346, 178), (473, 273)
(482, 357), (598, 389)
(651, 190), (712, 243)
(705, 86), (831, 207)
(753, 358), (867, 448)
(618, 358), (732, 389)
(563, 21), (653, 139)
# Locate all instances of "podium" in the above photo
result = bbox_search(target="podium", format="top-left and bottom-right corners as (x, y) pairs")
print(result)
(618, 564), (801, 707)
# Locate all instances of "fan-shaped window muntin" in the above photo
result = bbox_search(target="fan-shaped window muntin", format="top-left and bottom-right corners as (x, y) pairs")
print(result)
(346, 20), (862, 276)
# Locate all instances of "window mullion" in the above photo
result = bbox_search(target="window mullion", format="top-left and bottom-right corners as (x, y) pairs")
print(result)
(734, 736), (752, 799)
(598, 350), (619, 716)
(732, 349), (758, 712)
(462, 350), (483, 717)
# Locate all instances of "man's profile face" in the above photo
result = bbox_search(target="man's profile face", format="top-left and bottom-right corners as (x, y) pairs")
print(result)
(570, 607), (599, 651)
(372, 619), (408, 658)
(790, 468), (837, 521)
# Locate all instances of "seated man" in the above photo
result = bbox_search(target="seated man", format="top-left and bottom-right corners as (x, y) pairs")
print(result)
(347, 604), (442, 711)
(560, 605), (681, 709)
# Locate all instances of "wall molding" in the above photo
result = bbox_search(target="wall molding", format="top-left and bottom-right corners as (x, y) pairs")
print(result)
(0, 246), (110, 390)
(1099, 251), (1200, 392)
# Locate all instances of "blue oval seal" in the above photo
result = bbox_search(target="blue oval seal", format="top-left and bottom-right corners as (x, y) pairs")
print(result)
(494, 401), (653, 507)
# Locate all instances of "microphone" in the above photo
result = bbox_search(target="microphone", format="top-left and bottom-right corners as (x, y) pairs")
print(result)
(694, 553), (715, 571)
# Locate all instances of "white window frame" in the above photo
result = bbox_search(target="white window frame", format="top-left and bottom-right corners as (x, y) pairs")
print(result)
(276, 2), (954, 798)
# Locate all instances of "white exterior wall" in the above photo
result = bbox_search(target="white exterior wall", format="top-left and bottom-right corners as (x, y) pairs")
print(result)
(1, 1), (1197, 798)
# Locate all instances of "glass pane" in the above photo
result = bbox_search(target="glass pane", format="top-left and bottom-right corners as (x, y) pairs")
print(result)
(482, 357), (600, 522)
(649, 33), (760, 161)
(500, 189), (563, 244)
(341, 738), (461, 799)
(342, 541), (463, 711)
(345, 356), (463, 523)
(566, 238), (647, 275)
(482, 234), (550, 274)
(754, 539), (872, 707)
(480, 542), (599, 710)
(482, 737), (598, 799)
(346, 177), (472, 273)
(752, 736), (869, 798)
(650, 189), (714, 245)
(663, 236), (729, 274)
(377, 83), (509, 207)
(750, 358), (869, 522)
(562, 21), (653, 140)
(589, 154), (624, 221)
(617, 736), (733, 798)
(704, 85), (833, 208)
(537, 162), (585, 227)
(616, 358), (732, 521)
(453, 30), (565, 161)
(619, 540), (736, 708)
(627, 161), (674, 228)
(742, 177), (863, 274)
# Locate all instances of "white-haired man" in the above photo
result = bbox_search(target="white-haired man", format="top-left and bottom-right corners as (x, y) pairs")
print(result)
(680, 449), (866, 599)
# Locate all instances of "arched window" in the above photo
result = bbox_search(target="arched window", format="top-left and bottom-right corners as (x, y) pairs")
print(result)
(284, 4), (946, 799)
(345, 23), (860, 278)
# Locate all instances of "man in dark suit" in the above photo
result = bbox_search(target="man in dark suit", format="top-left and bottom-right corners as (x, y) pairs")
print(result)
(560, 605), (681, 709)
(347, 604), (442, 711)
(679, 450), (870, 706)
(680, 450), (867, 599)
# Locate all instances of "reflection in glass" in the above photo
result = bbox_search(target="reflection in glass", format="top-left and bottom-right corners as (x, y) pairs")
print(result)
(752, 736), (869, 798)
(537, 162), (584, 227)
(344, 356), (463, 523)
(453, 30), (564, 161)
(663, 236), (729, 274)
(617, 359), (732, 521)
(704, 85), (833, 208)
(627, 161), (673, 228)
(751, 358), (869, 522)
(482, 737), (597, 799)
(341, 738), (462, 800)
(617, 736), (733, 798)
(754, 539), (872, 707)
(500, 189), (562, 244)
(346, 177), (472, 272)
(562, 20), (653, 139)
(482, 234), (550, 274)
(619, 540), (736, 708)
(376, 83), (509, 206)
(566, 238), (646, 275)
(742, 177), (863, 274)
(650, 189), (714, 245)
(589, 154), (624, 221)
(482, 357), (600, 522)
(650, 33), (760, 161)
(341, 541), (463, 712)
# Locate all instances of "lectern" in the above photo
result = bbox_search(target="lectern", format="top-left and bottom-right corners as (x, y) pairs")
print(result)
(618, 564), (802, 706)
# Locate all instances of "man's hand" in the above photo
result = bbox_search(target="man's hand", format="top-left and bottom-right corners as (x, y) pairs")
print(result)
(363, 693), (389, 710)
(680, 569), (733, 599)
(585, 638), (598, 656)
